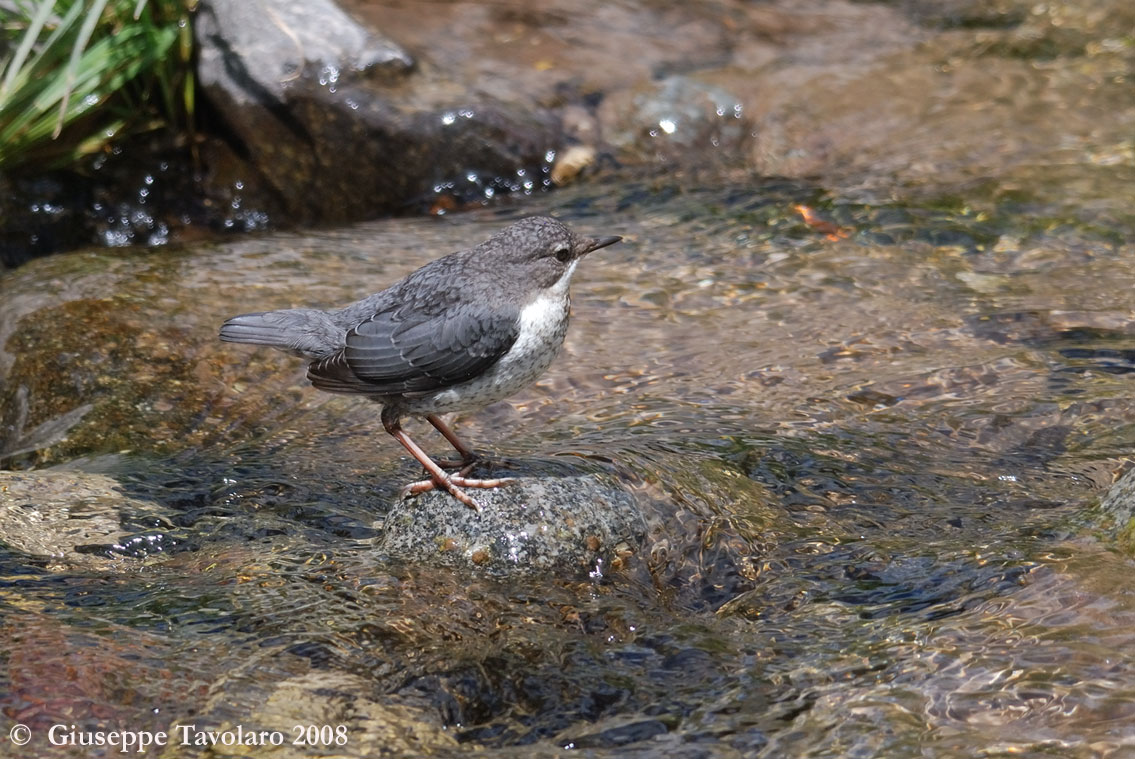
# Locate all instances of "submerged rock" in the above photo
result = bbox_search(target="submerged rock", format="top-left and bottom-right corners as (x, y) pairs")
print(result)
(1099, 468), (1135, 555)
(0, 469), (180, 570)
(191, 671), (459, 755)
(378, 474), (645, 576)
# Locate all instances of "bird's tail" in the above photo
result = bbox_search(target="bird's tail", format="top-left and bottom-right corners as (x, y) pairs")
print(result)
(219, 309), (341, 359)
(219, 312), (286, 347)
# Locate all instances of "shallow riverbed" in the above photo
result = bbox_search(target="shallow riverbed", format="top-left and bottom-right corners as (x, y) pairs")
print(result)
(2, 174), (1134, 756)
(3, 0), (1135, 754)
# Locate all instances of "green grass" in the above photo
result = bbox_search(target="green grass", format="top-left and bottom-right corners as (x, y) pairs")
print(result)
(0, 0), (195, 172)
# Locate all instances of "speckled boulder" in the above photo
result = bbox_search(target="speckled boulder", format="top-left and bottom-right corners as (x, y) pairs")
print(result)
(377, 475), (644, 576)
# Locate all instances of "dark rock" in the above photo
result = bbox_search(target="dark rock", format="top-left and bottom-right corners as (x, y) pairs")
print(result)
(378, 475), (645, 576)
(0, 137), (279, 268)
(195, 0), (561, 223)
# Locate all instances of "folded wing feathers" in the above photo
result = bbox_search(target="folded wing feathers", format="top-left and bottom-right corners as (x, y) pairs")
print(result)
(306, 353), (380, 394)
(226, 299), (521, 396)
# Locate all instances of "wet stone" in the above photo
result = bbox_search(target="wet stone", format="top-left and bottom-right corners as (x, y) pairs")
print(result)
(377, 474), (645, 577)
(200, 671), (459, 756)
(194, 0), (559, 224)
(600, 75), (750, 165)
(1099, 468), (1135, 556)
(0, 470), (179, 570)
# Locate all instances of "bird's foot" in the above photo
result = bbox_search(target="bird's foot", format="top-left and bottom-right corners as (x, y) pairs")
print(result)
(400, 473), (517, 511)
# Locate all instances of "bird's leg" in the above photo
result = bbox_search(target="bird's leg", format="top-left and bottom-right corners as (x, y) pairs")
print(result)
(383, 419), (481, 510)
(426, 414), (478, 470)
(382, 415), (513, 511)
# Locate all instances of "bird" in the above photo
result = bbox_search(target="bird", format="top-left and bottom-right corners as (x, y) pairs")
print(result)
(219, 216), (622, 510)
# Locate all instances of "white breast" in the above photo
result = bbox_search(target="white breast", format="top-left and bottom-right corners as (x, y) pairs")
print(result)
(407, 263), (576, 416)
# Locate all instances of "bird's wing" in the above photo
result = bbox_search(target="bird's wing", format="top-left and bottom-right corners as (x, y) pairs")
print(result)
(307, 302), (520, 395)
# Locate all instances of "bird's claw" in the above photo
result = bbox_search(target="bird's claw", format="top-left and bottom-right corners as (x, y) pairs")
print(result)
(399, 473), (516, 511)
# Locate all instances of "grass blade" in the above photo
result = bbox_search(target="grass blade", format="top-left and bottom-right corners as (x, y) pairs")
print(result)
(1, 0), (57, 98)
(0, 0), (195, 172)
(54, 0), (111, 138)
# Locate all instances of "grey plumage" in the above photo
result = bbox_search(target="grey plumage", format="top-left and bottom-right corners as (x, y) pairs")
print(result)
(218, 308), (345, 358)
(219, 215), (621, 509)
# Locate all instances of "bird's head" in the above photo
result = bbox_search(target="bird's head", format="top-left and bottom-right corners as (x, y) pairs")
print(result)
(481, 216), (621, 291)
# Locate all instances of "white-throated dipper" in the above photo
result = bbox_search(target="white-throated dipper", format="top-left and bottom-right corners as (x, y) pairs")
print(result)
(219, 216), (621, 510)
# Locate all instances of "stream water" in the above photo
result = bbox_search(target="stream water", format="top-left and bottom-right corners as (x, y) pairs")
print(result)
(4, 0), (1135, 754)
(3, 175), (1134, 757)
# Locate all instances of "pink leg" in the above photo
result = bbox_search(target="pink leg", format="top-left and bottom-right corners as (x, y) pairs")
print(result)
(426, 413), (477, 468)
(383, 417), (512, 511)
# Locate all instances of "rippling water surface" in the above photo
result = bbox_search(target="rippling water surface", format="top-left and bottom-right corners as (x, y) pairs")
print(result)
(4, 173), (1134, 757)
(6, 0), (1135, 743)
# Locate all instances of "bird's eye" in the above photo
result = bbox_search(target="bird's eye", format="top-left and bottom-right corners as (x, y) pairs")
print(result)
(554, 246), (571, 263)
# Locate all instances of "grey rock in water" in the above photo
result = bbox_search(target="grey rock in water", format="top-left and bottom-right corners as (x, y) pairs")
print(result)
(195, 0), (414, 105)
(194, 0), (559, 224)
(377, 474), (645, 576)
(0, 470), (177, 570)
(1099, 467), (1135, 553)
(600, 76), (750, 164)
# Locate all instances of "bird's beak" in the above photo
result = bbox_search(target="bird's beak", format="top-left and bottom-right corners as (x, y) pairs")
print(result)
(583, 235), (622, 254)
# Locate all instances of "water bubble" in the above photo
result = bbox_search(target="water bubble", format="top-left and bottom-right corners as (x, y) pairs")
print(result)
(659, 118), (677, 134)
(318, 65), (340, 86)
